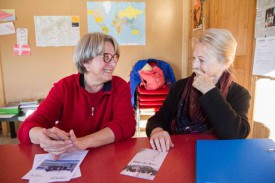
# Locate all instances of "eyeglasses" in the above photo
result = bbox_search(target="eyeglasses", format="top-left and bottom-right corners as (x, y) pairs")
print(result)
(100, 53), (120, 63)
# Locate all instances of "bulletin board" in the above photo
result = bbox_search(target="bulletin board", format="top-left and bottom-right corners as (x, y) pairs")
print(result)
(0, 0), (83, 102)
(0, 0), (184, 102)
(252, 0), (275, 77)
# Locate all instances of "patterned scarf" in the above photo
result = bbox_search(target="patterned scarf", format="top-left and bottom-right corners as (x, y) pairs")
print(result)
(171, 71), (233, 134)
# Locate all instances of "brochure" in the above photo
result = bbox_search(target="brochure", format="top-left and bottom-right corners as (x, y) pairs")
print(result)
(121, 148), (168, 180)
(22, 150), (88, 182)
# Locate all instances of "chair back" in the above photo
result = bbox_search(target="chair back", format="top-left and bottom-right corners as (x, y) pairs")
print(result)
(129, 58), (176, 107)
(129, 59), (176, 134)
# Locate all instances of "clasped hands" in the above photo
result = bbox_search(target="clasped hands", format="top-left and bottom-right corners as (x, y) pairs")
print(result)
(39, 127), (86, 160)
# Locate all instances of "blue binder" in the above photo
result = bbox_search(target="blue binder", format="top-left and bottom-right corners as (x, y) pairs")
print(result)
(196, 139), (275, 183)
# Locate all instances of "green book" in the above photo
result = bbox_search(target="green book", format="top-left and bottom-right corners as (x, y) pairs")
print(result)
(0, 106), (19, 114)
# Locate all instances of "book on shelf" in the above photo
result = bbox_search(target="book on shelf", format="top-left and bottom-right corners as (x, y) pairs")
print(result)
(0, 114), (16, 118)
(20, 99), (38, 106)
(19, 99), (39, 109)
(21, 107), (38, 114)
(20, 104), (39, 109)
(0, 102), (19, 115)
(0, 108), (19, 118)
(19, 99), (40, 112)
(20, 101), (38, 105)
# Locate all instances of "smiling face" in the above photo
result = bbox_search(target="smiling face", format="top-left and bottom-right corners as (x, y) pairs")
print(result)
(192, 42), (227, 84)
(84, 41), (117, 83)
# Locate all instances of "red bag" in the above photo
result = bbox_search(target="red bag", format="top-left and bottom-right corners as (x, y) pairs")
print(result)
(138, 66), (165, 90)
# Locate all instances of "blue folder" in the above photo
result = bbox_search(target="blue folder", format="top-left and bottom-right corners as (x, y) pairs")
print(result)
(196, 139), (275, 183)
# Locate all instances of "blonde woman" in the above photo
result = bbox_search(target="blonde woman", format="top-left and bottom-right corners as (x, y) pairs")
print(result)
(146, 29), (251, 152)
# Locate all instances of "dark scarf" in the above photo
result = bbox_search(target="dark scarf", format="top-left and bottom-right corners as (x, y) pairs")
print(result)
(171, 71), (233, 134)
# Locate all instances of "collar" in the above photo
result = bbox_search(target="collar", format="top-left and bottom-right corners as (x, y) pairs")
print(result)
(79, 73), (112, 94)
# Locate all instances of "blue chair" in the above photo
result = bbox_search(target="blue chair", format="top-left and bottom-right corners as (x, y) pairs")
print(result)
(129, 59), (176, 134)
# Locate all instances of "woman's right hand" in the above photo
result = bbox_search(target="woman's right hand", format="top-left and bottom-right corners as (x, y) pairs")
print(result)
(29, 127), (73, 160)
(41, 127), (73, 159)
(149, 127), (174, 152)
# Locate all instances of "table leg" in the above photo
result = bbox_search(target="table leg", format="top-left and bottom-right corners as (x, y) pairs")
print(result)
(1, 122), (9, 136)
(9, 122), (16, 138)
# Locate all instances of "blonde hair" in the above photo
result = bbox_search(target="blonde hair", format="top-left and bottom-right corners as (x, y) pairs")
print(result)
(74, 32), (120, 73)
(192, 29), (237, 67)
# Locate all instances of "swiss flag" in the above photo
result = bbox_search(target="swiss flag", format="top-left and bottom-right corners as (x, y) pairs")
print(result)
(13, 44), (31, 56)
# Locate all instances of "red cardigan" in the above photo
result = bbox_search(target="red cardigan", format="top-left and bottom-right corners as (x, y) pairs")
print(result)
(18, 73), (136, 144)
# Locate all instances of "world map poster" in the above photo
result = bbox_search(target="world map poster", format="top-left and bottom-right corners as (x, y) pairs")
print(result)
(87, 2), (145, 45)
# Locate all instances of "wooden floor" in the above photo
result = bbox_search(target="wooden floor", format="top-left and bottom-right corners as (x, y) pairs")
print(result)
(0, 122), (20, 144)
(0, 134), (19, 144)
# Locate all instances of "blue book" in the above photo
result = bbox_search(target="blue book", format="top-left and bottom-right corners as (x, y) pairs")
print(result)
(196, 139), (275, 183)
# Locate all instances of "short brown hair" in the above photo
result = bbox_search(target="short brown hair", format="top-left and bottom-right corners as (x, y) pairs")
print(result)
(73, 32), (120, 73)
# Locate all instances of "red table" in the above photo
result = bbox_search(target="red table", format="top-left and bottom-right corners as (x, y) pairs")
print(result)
(0, 134), (216, 183)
